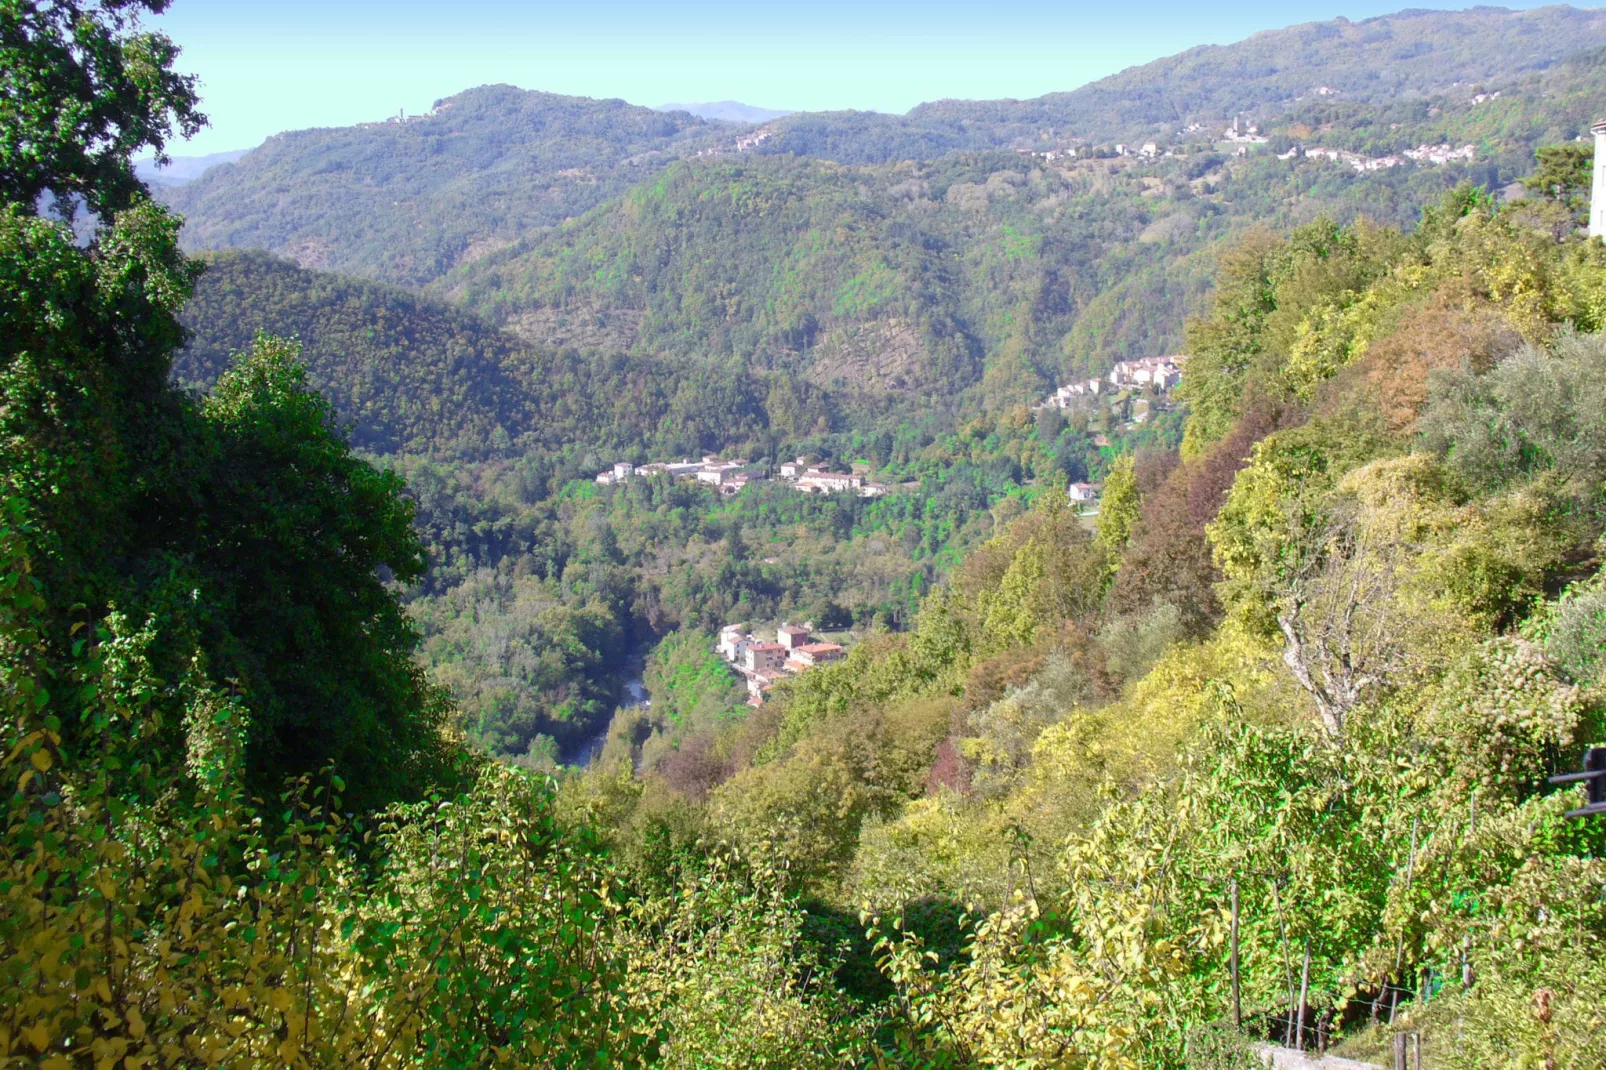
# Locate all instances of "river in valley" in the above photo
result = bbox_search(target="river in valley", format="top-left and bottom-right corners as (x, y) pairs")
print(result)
(563, 649), (648, 768)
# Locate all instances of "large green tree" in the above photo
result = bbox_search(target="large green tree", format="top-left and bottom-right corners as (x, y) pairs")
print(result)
(0, 0), (455, 810)
(1, 0), (203, 220)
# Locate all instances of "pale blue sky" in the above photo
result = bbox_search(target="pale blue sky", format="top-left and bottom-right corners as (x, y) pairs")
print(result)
(154, 1), (1566, 154)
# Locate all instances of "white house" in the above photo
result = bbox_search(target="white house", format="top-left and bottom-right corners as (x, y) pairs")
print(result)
(717, 624), (751, 663)
(797, 470), (862, 494)
(1069, 482), (1100, 503)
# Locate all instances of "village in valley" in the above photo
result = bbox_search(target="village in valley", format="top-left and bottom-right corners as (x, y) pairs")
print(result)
(1037, 354), (1187, 510)
(715, 620), (846, 705)
(596, 454), (891, 496)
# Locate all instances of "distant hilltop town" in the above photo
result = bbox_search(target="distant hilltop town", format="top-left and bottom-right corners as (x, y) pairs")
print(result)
(1043, 354), (1185, 416)
(597, 455), (890, 498)
(717, 621), (847, 705)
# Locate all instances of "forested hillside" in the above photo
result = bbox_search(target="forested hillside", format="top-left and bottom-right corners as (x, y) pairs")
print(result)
(177, 250), (794, 459)
(559, 182), (1606, 1066)
(888, 5), (1606, 152)
(161, 7), (1606, 293)
(162, 86), (726, 286)
(11, 2), (1606, 1066)
(443, 136), (1509, 405)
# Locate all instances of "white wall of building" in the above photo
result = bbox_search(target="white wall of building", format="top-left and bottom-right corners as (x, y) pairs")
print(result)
(1593, 121), (1606, 239)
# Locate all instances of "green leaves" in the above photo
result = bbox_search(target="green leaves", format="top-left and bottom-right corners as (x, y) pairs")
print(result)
(0, 0), (204, 221)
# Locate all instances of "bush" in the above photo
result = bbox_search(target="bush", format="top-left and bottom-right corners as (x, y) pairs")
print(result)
(1546, 582), (1606, 686)
(1184, 1021), (1260, 1070)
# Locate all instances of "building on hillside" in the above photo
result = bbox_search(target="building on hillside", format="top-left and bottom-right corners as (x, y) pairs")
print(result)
(859, 482), (890, 498)
(717, 624), (752, 663)
(777, 624), (811, 651)
(797, 469), (863, 494)
(1140, 142), (1159, 158)
(744, 642), (787, 674)
(785, 642), (845, 673)
(665, 460), (705, 478)
(1223, 116), (1266, 144)
(779, 457), (809, 479)
(1108, 356), (1183, 392)
(745, 671), (779, 704)
(1592, 119), (1606, 239)
(1069, 482), (1100, 503)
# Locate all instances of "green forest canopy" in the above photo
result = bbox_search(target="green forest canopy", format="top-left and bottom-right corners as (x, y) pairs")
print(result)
(6, 2), (1606, 1066)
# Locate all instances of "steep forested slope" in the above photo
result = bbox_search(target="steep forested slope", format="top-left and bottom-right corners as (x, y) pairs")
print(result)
(162, 86), (726, 286)
(564, 184), (1606, 1068)
(440, 138), (1515, 405)
(177, 251), (798, 459)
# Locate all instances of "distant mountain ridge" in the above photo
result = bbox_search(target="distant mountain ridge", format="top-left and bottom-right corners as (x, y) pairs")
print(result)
(655, 101), (793, 123)
(159, 6), (1606, 290)
(136, 148), (251, 186)
(754, 5), (1606, 161)
(162, 86), (724, 286)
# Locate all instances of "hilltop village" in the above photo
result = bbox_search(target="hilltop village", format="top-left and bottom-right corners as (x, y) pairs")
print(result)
(1036, 355), (1188, 512)
(1042, 354), (1185, 425)
(596, 455), (891, 497)
(715, 621), (846, 705)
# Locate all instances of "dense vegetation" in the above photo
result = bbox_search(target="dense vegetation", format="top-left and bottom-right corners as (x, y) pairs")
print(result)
(559, 181), (1606, 1066)
(9, 3), (1606, 1067)
(162, 7), (1606, 297)
(447, 143), (1520, 412)
(176, 250), (789, 459)
(162, 86), (726, 286)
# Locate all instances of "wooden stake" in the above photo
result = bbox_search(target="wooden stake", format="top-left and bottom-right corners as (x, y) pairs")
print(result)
(1296, 944), (1311, 1050)
(1394, 1032), (1408, 1070)
(1230, 879), (1242, 1030)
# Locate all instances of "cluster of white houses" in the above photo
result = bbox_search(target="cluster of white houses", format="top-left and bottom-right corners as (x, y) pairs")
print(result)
(596, 455), (889, 498)
(717, 622), (846, 705)
(1294, 142), (1476, 173)
(1045, 355), (1185, 410)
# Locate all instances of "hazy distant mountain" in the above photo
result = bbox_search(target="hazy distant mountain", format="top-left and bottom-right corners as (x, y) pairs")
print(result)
(757, 5), (1606, 161)
(160, 6), (1606, 288)
(655, 101), (793, 123)
(135, 148), (251, 187)
(160, 86), (725, 286)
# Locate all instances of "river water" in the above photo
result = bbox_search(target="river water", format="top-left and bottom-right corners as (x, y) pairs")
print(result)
(564, 650), (648, 768)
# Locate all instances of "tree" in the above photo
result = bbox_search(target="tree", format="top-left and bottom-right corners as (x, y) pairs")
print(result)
(1, 0), (204, 220)
(0, 2), (456, 809)
(1522, 143), (1594, 216)
(189, 336), (457, 808)
(1094, 454), (1140, 561)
